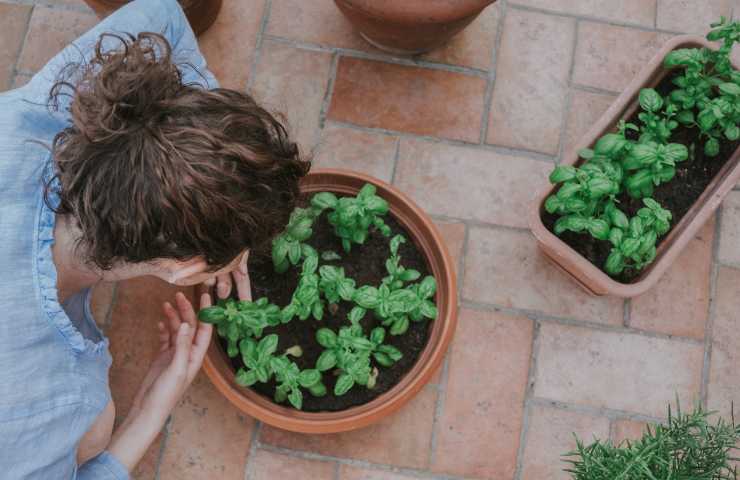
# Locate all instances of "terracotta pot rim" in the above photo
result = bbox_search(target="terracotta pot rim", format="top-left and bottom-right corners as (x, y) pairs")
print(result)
(529, 35), (740, 298)
(203, 168), (458, 433)
(335, 0), (496, 25)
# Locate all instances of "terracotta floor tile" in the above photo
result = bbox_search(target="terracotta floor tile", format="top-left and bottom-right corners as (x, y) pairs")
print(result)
(707, 266), (740, 418)
(434, 220), (466, 278)
(249, 40), (332, 153)
(199, 0), (265, 90)
(611, 419), (649, 444)
(11, 73), (33, 89)
(573, 23), (673, 93)
(158, 373), (255, 480)
(719, 191), (740, 265)
(423, 2), (502, 71)
(657, 0), (732, 34)
(562, 88), (617, 157)
(313, 124), (397, 182)
(328, 58), (486, 143)
(511, 0), (657, 27)
(249, 449), (335, 480)
(266, 0), (368, 51)
(90, 281), (116, 330)
(630, 217), (715, 339)
(108, 276), (192, 417)
(534, 323), (704, 417)
(463, 227), (625, 325)
(16, 6), (98, 73)
(520, 405), (610, 480)
(339, 465), (416, 480)
(394, 138), (551, 228)
(131, 432), (164, 480)
(0, 3), (32, 91)
(261, 385), (438, 469)
(431, 309), (532, 478)
(487, 9), (575, 155)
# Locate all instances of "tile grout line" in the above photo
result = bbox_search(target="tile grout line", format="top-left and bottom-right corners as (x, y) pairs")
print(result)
(529, 397), (666, 425)
(333, 461), (341, 480)
(460, 299), (706, 346)
(153, 415), (173, 480)
(513, 320), (541, 480)
(571, 82), (621, 97)
(478, 0), (507, 145)
(325, 119), (557, 164)
(653, 0), (659, 30)
(700, 206), (723, 407)
(622, 298), (632, 328)
(507, 2), (684, 36)
(1, 0), (90, 13)
(102, 282), (118, 331)
(554, 18), (580, 164)
(243, 421), (263, 480)
(427, 354), (450, 469)
(261, 34), (489, 78)
(245, 0), (273, 92)
(316, 51), (340, 138)
(389, 137), (401, 185)
(10, 2), (35, 84)
(256, 442), (467, 480)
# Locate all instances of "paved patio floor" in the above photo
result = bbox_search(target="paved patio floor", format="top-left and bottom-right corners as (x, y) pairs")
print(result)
(2, 0), (740, 478)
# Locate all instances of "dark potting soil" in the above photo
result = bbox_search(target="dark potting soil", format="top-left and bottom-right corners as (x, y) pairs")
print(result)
(218, 196), (432, 412)
(542, 70), (740, 282)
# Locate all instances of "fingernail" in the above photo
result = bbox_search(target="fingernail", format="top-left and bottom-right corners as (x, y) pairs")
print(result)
(180, 323), (190, 335)
(217, 283), (229, 298)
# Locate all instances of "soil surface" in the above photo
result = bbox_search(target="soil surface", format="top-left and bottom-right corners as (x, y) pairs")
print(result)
(219, 195), (433, 412)
(542, 70), (740, 282)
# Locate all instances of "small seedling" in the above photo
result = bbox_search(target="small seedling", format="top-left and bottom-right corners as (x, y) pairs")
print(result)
(324, 184), (392, 252)
(382, 235), (421, 290)
(272, 207), (321, 273)
(282, 250), (324, 323)
(199, 297), (282, 357)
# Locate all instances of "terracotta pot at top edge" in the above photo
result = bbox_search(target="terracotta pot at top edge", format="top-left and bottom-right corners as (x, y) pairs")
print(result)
(202, 169), (458, 433)
(529, 35), (740, 298)
(83, 0), (223, 36)
(334, 0), (497, 55)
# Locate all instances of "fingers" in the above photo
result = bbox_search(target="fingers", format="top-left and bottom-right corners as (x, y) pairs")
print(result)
(187, 294), (215, 380)
(216, 273), (232, 300)
(170, 322), (193, 376)
(157, 321), (170, 352)
(162, 301), (182, 341)
(233, 268), (252, 302)
(174, 292), (198, 330)
(200, 291), (212, 309)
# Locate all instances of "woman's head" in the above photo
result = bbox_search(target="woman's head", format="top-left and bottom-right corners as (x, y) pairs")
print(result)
(48, 32), (309, 284)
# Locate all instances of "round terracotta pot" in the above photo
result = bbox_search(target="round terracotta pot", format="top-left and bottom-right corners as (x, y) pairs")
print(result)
(333, 0), (497, 55)
(202, 169), (458, 433)
(83, 0), (222, 36)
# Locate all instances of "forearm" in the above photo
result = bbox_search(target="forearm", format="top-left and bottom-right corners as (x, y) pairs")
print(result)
(107, 409), (167, 473)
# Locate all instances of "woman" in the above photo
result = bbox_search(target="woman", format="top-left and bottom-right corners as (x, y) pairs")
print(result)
(0, 0), (309, 477)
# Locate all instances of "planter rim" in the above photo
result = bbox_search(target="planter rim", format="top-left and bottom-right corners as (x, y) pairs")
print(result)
(335, 0), (496, 25)
(529, 34), (740, 298)
(203, 168), (458, 433)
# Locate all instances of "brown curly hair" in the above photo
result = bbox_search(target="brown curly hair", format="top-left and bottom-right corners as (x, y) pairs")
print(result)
(47, 32), (310, 271)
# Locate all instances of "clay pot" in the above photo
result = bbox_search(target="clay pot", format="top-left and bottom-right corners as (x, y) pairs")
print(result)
(529, 35), (740, 298)
(82, 0), (222, 36)
(202, 169), (458, 433)
(334, 0), (497, 55)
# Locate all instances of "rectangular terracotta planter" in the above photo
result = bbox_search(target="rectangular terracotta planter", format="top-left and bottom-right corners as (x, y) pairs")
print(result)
(529, 35), (740, 298)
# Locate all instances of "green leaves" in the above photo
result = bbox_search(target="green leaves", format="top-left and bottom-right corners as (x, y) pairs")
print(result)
(564, 402), (740, 480)
(318, 265), (356, 304)
(639, 88), (663, 112)
(326, 184), (391, 252)
(197, 306), (226, 324)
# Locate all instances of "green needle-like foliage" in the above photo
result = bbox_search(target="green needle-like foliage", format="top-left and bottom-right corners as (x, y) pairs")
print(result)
(564, 403), (740, 480)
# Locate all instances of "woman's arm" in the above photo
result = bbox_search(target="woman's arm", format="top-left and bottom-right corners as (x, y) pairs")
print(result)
(77, 292), (213, 479)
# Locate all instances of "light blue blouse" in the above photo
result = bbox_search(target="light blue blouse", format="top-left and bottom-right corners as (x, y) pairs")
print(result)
(0, 0), (216, 477)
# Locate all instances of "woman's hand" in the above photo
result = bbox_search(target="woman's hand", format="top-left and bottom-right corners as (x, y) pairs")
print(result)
(203, 251), (252, 301)
(108, 292), (213, 472)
